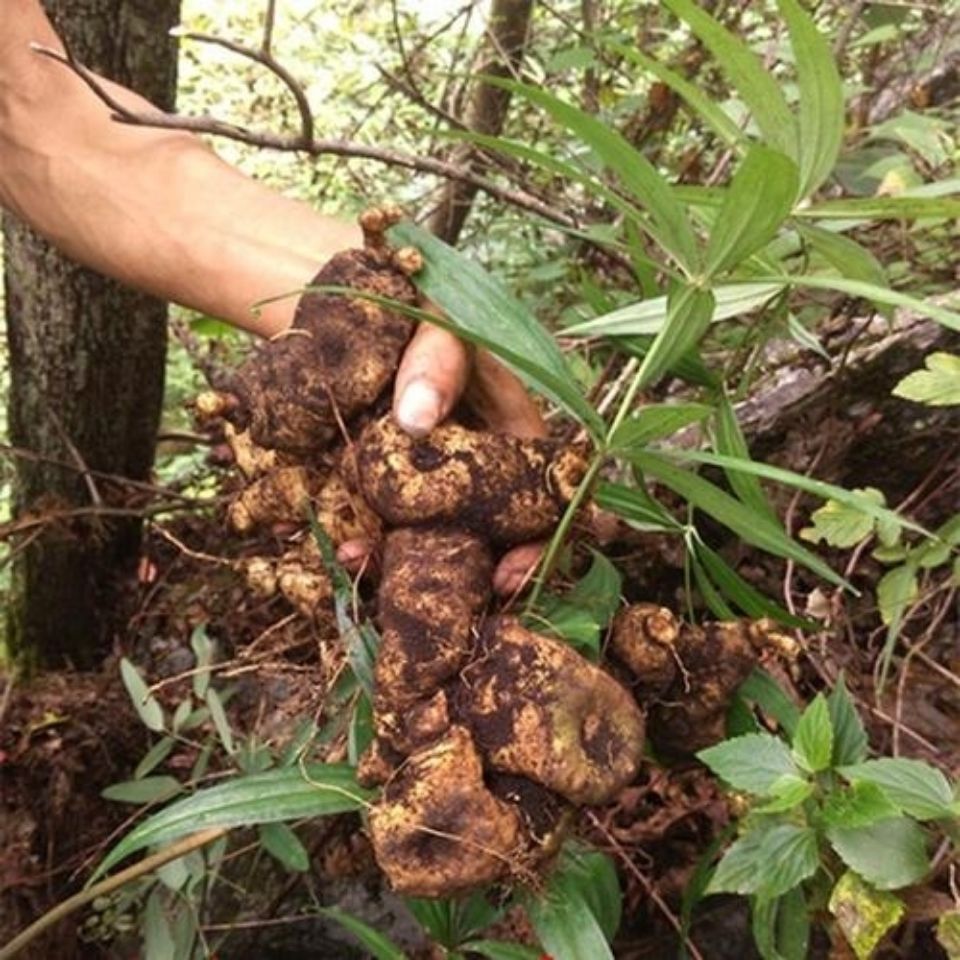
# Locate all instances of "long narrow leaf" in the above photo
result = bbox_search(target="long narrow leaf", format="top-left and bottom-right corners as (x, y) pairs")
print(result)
(564, 282), (783, 337)
(797, 196), (960, 220)
(91, 764), (372, 881)
(662, 0), (797, 158)
(714, 394), (778, 522)
(486, 77), (699, 270)
(797, 224), (888, 288)
(705, 146), (799, 276)
(778, 0), (844, 197)
(319, 907), (409, 960)
(631, 451), (849, 588)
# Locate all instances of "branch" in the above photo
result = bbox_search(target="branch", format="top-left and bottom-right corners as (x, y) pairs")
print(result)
(29, 42), (578, 232)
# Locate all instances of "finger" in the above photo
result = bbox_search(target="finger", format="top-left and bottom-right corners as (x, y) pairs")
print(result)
(492, 541), (545, 596)
(393, 322), (470, 437)
(466, 350), (546, 439)
(337, 538), (373, 574)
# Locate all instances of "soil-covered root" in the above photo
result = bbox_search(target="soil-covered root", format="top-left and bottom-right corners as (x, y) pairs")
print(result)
(373, 526), (492, 752)
(227, 465), (324, 534)
(611, 605), (798, 753)
(356, 416), (588, 546)
(462, 617), (646, 806)
(367, 725), (524, 897)
(241, 538), (333, 618)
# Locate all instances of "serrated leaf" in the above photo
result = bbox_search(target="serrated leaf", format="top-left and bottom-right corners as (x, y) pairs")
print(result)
(705, 146), (799, 276)
(135, 737), (175, 780)
(827, 817), (929, 889)
(829, 871), (905, 960)
(800, 488), (886, 548)
(259, 822), (310, 872)
(893, 352), (960, 407)
(828, 675), (868, 766)
(608, 402), (713, 452)
(662, 0), (797, 157)
(698, 733), (799, 795)
(102, 777), (183, 805)
(839, 758), (956, 820)
(876, 564), (918, 627)
(92, 764), (372, 881)
(709, 824), (818, 898)
(777, 0), (844, 196)
(388, 223), (602, 435)
(822, 781), (900, 828)
(319, 907), (408, 960)
(120, 658), (165, 733)
(755, 776), (814, 813)
(792, 694), (834, 773)
(565, 282), (783, 338)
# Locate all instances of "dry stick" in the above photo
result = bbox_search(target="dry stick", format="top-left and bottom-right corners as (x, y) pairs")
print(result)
(587, 811), (707, 960)
(0, 828), (227, 960)
(30, 44), (577, 232)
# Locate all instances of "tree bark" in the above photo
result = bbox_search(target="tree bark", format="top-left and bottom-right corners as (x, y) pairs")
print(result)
(427, 0), (535, 244)
(3, 0), (180, 668)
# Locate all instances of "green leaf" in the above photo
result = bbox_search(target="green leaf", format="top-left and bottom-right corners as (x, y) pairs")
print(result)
(608, 402), (713, 452)
(259, 822), (310, 872)
(92, 763), (371, 881)
(893, 352), (960, 406)
(190, 625), (214, 699)
(388, 223), (602, 434)
(631, 452), (848, 588)
(633, 285), (715, 391)
(705, 146), (799, 276)
(135, 737), (176, 780)
(482, 79), (699, 270)
(755, 776), (814, 813)
(348, 693), (374, 767)
(709, 823), (818, 898)
(876, 564), (918, 627)
(662, 0), (797, 157)
(594, 480), (682, 533)
(698, 733), (798, 796)
(714, 394), (777, 522)
(792, 694), (834, 773)
(120, 658), (165, 733)
(797, 224), (888, 289)
(143, 888), (176, 960)
(319, 907), (408, 960)
(777, 0), (844, 196)
(171, 699), (192, 734)
(822, 781), (900, 828)
(102, 777), (183, 805)
(800, 487), (887, 548)
(460, 942), (541, 960)
(838, 758), (956, 820)
(205, 687), (234, 755)
(937, 912), (960, 960)
(738, 668), (802, 736)
(565, 282), (783, 338)
(550, 844), (622, 942)
(829, 871), (905, 960)
(752, 888), (810, 960)
(608, 41), (743, 147)
(827, 817), (929, 890)
(827, 674), (869, 766)
(798, 195), (960, 220)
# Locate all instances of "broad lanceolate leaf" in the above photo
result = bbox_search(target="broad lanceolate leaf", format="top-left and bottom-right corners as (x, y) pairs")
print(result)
(752, 888), (810, 960)
(525, 872), (615, 960)
(631, 452), (848, 588)
(134, 737), (176, 780)
(838, 758), (957, 820)
(777, 0), (844, 197)
(460, 942), (541, 960)
(826, 817), (929, 890)
(594, 480), (682, 533)
(705, 146), (799, 276)
(709, 823), (818, 898)
(549, 844), (622, 943)
(797, 224), (888, 289)
(698, 733), (798, 796)
(92, 764), (372, 881)
(791, 694), (833, 773)
(608, 402), (713, 452)
(633, 285), (715, 391)
(102, 777), (183, 805)
(827, 674), (869, 766)
(822, 782), (900, 829)
(564, 282), (783, 338)
(484, 79), (699, 271)
(876, 564), (918, 627)
(829, 871), (906, 960)
(120, 657), (165, 733)
(387, 224), (601, 435)
(662, 0), (797, 158)
(319, 907), (408, 960)
(259, 822), (310, 872)
(738, 668), (802, 736)
(893, 352), (960, 406)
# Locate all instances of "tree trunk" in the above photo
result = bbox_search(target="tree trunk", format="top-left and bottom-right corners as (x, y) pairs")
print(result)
(427, 0), (535, 244)
(3, 0), (180, 668)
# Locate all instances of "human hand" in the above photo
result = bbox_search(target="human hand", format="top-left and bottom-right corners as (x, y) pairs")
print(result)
(336, 320), (548, 595)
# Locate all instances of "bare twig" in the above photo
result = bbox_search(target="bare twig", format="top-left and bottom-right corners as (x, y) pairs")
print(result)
(261, 0), (277, 55)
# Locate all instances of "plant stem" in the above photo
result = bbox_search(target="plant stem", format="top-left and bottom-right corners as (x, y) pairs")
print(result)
(0, 828), (227, 960)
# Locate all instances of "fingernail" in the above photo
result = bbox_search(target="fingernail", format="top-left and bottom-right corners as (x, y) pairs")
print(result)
(395, 379), (443, 437)
(337, 540), (369, 564)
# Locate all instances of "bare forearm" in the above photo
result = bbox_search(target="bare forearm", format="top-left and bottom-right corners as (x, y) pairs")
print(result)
(0, 0), (360, 335)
